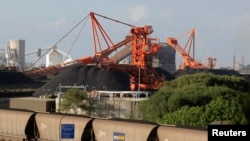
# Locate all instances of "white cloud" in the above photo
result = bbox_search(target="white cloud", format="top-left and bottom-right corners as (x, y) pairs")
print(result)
(35, 17), (67, 29)
(129, 5), (148, 22)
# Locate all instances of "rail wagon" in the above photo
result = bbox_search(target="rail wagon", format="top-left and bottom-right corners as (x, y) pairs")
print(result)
(0, 108), (210, 141)
(0, 109), (36, 141)
(35, 113), (93, 141)
(92, 118), (158, 141)
(157, 125), (207, 141)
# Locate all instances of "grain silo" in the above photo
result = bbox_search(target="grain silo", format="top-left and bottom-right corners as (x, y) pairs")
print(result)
(9, 39), (25, 68)
(45, 48), (64, 67)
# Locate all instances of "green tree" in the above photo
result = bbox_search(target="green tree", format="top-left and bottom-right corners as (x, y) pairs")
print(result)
(139, 73), (250, 127)
(60, 88), (88, 114)
(139, 86), (173, 122)
(0, 64), (4, 70)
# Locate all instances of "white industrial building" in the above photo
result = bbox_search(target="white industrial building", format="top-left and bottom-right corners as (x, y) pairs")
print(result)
(46, 47), (73, 67)
(0, 39), (73, 69)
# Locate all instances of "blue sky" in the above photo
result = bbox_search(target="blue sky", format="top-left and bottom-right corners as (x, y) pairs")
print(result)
(0, 0), (250, 68)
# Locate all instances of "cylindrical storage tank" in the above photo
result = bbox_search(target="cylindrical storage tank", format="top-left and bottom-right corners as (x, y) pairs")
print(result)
(0, 109), (36, 140)
(46, 48), (63, 67)
(9, 39), (25, 68)
(92, 119), (158, 141)
(157, 125), (207, 141)
(35, 113), (93, 141)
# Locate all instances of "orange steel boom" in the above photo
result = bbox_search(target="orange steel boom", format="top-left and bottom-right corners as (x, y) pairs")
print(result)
(70, 12), (164, 90)
(104, 25), (163, 90)
(167, 28), (215, 69)
(129, 25), (162, 90)
(23, 12), (133, 79)
(23, 12), (164, 90)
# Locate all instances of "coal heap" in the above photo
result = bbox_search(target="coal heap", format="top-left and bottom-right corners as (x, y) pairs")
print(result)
(0, 70), (44, 97)
(155, 67), (175, 81)
(0, 70), (35, 85)
(33, 64), (175, 97)
(33, 64), (131, 97)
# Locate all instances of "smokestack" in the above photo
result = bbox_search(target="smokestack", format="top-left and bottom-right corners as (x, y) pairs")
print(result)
(233, 55), (235, 70)
(233, 48), (236, 70)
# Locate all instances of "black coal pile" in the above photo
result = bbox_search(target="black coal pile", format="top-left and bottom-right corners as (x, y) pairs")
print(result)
(173, 69), (241, 78)
(0, 70), (35, 85)
(155, 67), (175, 81)
(0, 70), (44, 97)
(33, 64), (131, 97)
(33, 64), (176, 97)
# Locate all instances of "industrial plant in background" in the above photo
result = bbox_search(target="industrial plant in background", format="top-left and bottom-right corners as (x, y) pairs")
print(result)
(2, 11), (248, 92)
(0, 39), (73, 70)
(45, 46), (73, 67)
(0, 12), (222, 91)
(0, 39), (26, 69)
(0, 38), (176, 77)
(2, 39), (26, 69)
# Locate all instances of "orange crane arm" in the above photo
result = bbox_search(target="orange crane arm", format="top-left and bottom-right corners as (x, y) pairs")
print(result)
(93, 36), (133, 64)
(23, 11), (164, 91)
(167, 37), (194, 63)
(167, 28), (209, 69)
(167, 37), (208, 69)
(23, 35), (133, 79)
(89, 12), (134, 64)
